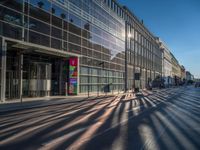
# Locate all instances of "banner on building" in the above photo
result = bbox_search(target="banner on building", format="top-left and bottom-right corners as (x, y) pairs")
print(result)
(68, 57), (78, 95)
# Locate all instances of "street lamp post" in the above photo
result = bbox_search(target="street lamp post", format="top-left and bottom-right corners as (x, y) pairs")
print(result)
(130, 37), (134, 92)
(133, 31), (136, 92)
(125, 21), (132, 93)
(125, 21), (128, 93)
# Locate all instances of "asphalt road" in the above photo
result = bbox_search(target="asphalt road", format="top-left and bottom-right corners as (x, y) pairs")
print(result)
(0, 86), (200, 150)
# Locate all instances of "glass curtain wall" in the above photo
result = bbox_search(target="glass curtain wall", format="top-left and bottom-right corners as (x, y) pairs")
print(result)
(126, 20), (160, 89)
(0, 0), (126, 94)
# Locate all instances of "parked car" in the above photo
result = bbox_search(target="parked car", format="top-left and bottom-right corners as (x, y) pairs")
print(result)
(195, 82), (200, 88)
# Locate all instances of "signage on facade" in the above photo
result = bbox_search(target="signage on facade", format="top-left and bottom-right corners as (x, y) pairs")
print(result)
(68, 57), (78, 95)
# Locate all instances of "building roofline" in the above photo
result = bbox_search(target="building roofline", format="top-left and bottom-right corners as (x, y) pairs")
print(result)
(107, 0), (156, 40)
(122, 5), (156, 39)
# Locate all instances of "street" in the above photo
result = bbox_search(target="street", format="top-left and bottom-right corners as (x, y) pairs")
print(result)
(0, 86), (200, 150)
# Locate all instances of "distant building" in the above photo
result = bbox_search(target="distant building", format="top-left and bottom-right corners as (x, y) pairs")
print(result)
(180, 65), (186, 82)
(191, 74), (195, 81)
(194, 78), (200, 82)
(171, 53), (181, 85)
(123, 7), (163, 90)
(186, 71), (194, 82)
(158, 39), (172, 87)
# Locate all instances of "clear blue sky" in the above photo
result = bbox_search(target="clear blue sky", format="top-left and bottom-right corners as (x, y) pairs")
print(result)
(118, 0), (200, 78)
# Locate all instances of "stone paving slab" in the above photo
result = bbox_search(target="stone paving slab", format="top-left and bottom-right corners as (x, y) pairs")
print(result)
(0, 89), (154, 113)
(0, 94), (116, 113)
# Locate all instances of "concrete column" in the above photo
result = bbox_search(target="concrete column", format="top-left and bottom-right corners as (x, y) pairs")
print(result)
(1, 38), (7, 102)
(19, 53), (23, 102)
(59, 60), (63, 95)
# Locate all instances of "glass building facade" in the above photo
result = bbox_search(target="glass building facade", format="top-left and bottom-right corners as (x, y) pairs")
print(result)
(123, 7), (162, 90)
(0, 0), (125, 100)
(0, 0), (162, 101)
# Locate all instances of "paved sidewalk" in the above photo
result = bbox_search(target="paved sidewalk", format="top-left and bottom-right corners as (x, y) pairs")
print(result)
(0, 89), (155, 113)
(0, 94), (116, 113)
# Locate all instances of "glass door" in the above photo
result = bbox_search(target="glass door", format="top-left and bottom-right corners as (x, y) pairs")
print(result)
(6, 52), (20, 99)
(29, 62), (51, 97)
(6, 70), (19, 99)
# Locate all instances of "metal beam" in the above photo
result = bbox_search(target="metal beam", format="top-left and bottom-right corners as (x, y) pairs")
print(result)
(0, 36), (82, 58)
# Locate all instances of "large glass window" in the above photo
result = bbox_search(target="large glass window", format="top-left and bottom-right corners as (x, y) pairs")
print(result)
(29, 4), (50, 23)
(0, 6), (22, 26)
(63, 42), (68, 51)
(68, 43), (81, 54)
(93, 44), (101, 52)
(29, 0), (51, 12)
(82, 30), (89, 39)
(69, 0), (82, 7)
(82, 39), (88, 48)
(91, 77), (98, 83)
(1, 21), (22, 40)
(69, 23), (81, 36)
(82, 3), (90, 14)
(63, 21), (68, 31)
(51, 4), (68, 27)
(93, 51), (101, 59)
(63, 31), (68, 41)
(81, 20), (91, 31)
(52, 15), (62, 28)
(80, 66), (88, 75)
(92, 25), (102, 36)
(68, 33), (81, 45)
(91, 33), (102, 45)
(80, 76), (88, 83)
(29, 30), (49, 47)
(51, 27), (62, 39)
(81, 47), (87, 56)
(1, 0), (23, 12)
(51, 38), (62, 49)
(29, 17), (50, 35)
(87, 49), (92, 57)
(69, 13), (81, 27)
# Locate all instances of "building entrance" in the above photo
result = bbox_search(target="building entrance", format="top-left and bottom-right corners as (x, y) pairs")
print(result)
(5, 51), (52, 99)
(1, 40), (80, 101)
(5, 50), (20, 99)
(6, 70), (19, 99)
(28, 62), (51, 97)
(3, 42), (80, 100)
